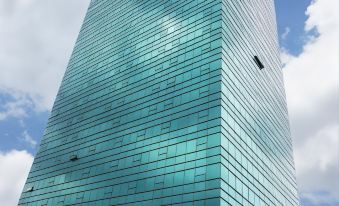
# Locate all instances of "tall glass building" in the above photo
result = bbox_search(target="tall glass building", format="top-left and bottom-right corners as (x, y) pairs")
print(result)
(19, 0), (299, 205)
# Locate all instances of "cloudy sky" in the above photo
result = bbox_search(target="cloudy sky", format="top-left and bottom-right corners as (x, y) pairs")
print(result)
(0, 0), (338, 206)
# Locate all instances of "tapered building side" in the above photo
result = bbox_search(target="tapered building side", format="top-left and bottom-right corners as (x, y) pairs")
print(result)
(19, 0), (299, 205)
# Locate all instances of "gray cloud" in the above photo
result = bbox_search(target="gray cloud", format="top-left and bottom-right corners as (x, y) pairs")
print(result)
(290, 89), (339, 147)
(0, 0), (90, 111)
(283, 0), (339, 204)
(0, 150), (34, 206)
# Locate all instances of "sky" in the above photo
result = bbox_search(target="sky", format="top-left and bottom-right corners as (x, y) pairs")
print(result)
(0, 0), (338, 206)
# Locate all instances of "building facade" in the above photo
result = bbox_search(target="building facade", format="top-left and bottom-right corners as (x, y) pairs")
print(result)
(19, 0), (299, 205)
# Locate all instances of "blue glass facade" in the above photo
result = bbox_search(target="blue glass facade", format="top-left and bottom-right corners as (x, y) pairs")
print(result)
(219, 1), (298, 205)
(19, 0), (298, 205)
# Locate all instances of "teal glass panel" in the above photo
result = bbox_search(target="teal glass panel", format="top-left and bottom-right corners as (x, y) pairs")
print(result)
(19, 0), (298, 206)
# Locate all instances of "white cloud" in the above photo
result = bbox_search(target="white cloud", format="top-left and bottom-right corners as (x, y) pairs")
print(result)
(0, 0), (89, 113)
(281, 27), (291, 40)
(20, 130), (37, 148)
(0, 91), (33, 121)
(282, 0), (339, 204)
(294, 125), (339, 203)
(0, 150), (34, 206)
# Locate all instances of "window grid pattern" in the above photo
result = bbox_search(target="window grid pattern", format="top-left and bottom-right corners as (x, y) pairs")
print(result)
(19, 0), (299, 206)
(219, 0), (298, 206)
(20, 0), (225, 205)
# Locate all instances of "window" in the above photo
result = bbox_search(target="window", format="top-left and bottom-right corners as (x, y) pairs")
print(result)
(70, 154), (78, 161)
(26, 186), (34, 192)
(253, 55), (264, 69)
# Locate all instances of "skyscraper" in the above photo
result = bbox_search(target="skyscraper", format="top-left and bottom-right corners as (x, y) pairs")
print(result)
(19, 0), (299, 205)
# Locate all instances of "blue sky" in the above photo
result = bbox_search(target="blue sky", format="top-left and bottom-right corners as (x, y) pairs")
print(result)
(0, 0), (338, 206)
(276, 0), (312, 55)
(0, 93), (48, 154)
